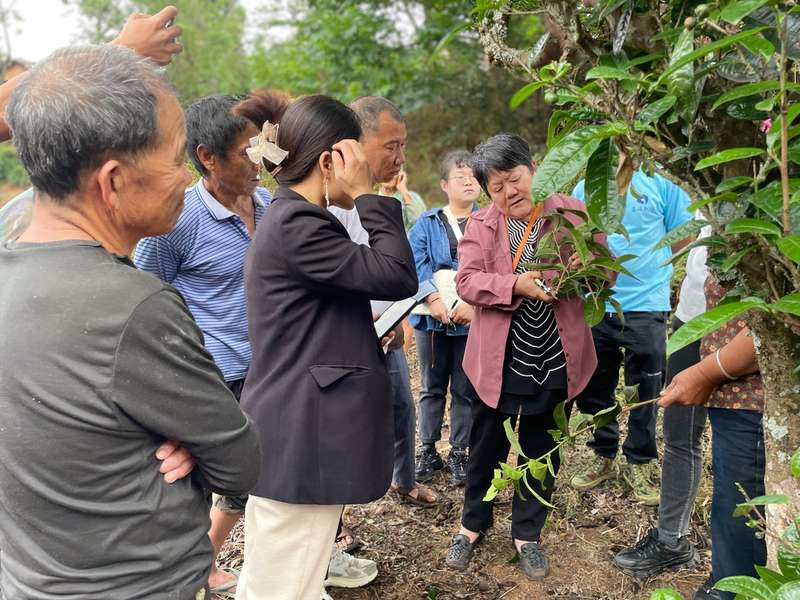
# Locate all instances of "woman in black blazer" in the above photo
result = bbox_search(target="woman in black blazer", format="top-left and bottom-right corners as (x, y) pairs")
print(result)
(234, 93), (417, 600)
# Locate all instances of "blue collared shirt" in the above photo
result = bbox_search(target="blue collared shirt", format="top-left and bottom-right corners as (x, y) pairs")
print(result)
(134, 179), (271, 381)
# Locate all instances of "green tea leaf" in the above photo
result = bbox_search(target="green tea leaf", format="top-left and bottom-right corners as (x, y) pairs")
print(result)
(584, 138), (627, 234)
(720, 0), (770, 24)
(669, 141), (716, 163)
(725, 218), (782, 237)
(776, 580), (800, 599)
(696, 148), (766, 170)
(741, 36), (775, 58)
(569, 412), (592, 433)
(620, 384), (640, 404)
(688, 192), (738, 213)
(500, 462), (524, 480)
(586, 66), (643, 82)
(777, 235), (800, 263)
(583, 295), (606, 326)
(648, 590), (684, 600)
(666, 298), (767, 355)
(779, 523), (800, 580)
(721, 247), (756, 271)
(716, 176), (755, 193)
(592, 403), (622, 430)
(427, 21), (473, 67)
(655, 27), (768, 87)
(792, 447), (800, 479)
(668, 29), (699, 121)
(658, 235), (729, 268)
(737, 494), (790, 506)
(553, 400), (569, 437)
(547, 110), (577, 150)
(510, 81), (548, 109)
(504, 418), (528, 459)
(755, 565), (790, 590)
(652, 220), (708, 252)
(770, 294), (800, 317)
(638, 95), (678, 127)
(714, 575), (774, 600)
(532, 125), (611, 203)
(491, 477), (511, 490)
(483, 485), (499, 501)
(651, 27), (682, 42)
(528, 459), (548, 481)
(523, 477), (556, 508)
(621, 53), (667, 69)
(608, 297), (625, 324)
(711, 81), (784, 112)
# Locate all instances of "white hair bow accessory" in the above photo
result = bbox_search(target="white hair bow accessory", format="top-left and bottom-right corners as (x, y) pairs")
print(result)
(247, 121), (289, 175)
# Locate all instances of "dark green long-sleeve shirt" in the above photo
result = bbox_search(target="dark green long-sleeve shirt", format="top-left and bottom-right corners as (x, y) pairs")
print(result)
(0, 239), (261, 600)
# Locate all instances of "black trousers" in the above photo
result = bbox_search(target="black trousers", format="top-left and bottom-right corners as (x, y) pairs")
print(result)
(461, 397), (573, 541)
(575, 311), (668, 464)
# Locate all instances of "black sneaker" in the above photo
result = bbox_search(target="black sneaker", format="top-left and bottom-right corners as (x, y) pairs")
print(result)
(415, 446), (444, 482)
(694, 575), (722, 600)
(445, 532), (484, 569)
(518, 542), (549, 580)
(446, 449), (468, 486)
(614, 528), (700, 577)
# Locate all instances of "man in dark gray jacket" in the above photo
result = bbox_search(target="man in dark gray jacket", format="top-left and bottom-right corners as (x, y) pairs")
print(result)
(0, 45), (261, 600)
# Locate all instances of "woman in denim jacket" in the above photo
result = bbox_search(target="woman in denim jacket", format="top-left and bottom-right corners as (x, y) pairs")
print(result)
(407, 151), (480, 487)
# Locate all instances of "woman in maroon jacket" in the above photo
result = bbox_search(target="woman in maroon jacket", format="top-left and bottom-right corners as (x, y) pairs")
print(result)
(447, 134), (611, 580)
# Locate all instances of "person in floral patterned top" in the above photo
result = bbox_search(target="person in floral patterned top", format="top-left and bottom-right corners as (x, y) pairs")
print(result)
(658, 276), (764, 600)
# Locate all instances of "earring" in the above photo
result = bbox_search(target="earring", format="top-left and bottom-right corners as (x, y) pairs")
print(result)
(325, 179), (330, 208)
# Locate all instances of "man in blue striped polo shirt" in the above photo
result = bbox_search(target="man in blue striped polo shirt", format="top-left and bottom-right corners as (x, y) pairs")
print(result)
(135, 94), (271, 596)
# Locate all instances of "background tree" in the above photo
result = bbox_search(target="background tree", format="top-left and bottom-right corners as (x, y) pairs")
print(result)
(63, 0), (251, 99)
(461, 0), (800, 571)
(250, 0), (552, 201)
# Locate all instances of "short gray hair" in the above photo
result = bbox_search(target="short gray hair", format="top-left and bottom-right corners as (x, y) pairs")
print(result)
(6, 45), (175, 201)
(349, 96), (403, 139)
(471, 133), (534, 194)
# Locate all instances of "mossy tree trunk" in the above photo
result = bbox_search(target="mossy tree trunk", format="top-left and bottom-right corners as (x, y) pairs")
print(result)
(749, 311), (800, 567)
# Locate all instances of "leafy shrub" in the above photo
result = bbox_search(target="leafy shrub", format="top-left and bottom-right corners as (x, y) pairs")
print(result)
(0, 143), (30, 187)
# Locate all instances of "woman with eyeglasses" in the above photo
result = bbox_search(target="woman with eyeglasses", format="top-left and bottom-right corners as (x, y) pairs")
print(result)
(407, 151), (480, 490)
(233, 91), (417, 600)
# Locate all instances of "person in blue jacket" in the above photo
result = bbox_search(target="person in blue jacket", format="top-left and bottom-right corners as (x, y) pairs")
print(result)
(408, 151), (480, 486)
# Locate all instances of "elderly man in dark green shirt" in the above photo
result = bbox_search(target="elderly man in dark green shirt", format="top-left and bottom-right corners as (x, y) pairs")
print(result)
(0, 43), (261, 600)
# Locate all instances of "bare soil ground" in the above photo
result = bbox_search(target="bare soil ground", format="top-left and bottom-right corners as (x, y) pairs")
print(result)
(216, 340), (713, 600)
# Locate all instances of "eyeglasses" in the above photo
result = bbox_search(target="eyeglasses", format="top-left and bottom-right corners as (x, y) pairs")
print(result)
(448, 174), (476, 185)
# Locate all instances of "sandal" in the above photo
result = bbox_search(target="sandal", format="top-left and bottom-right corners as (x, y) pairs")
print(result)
(335, 525), (362, 553)
(210, 567), (240, 598)
(390, 483), (439, 507)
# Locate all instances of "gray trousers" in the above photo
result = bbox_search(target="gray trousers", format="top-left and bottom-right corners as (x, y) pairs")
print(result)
(387, 348), (417, 488)
(657, 317), (706, 542)
(414, 329), (473, 449)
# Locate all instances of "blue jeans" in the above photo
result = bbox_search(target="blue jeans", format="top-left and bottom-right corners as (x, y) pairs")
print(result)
(658, 318), (707, 543)
(708, 407), (766, 599)
(414, 329), (473, 449)
(387, 349), (417, 489)
(575, 311), (668, 464)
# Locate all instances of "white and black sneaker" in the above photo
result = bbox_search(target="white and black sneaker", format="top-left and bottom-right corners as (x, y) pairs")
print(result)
(614, 528), (700, 577)
(415, 446), (444, 482)
(446, 449), (468, 486)
(693, 575), (722, 600)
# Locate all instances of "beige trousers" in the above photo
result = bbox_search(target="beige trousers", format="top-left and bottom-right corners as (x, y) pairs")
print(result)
(236, 495), (342, 600)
